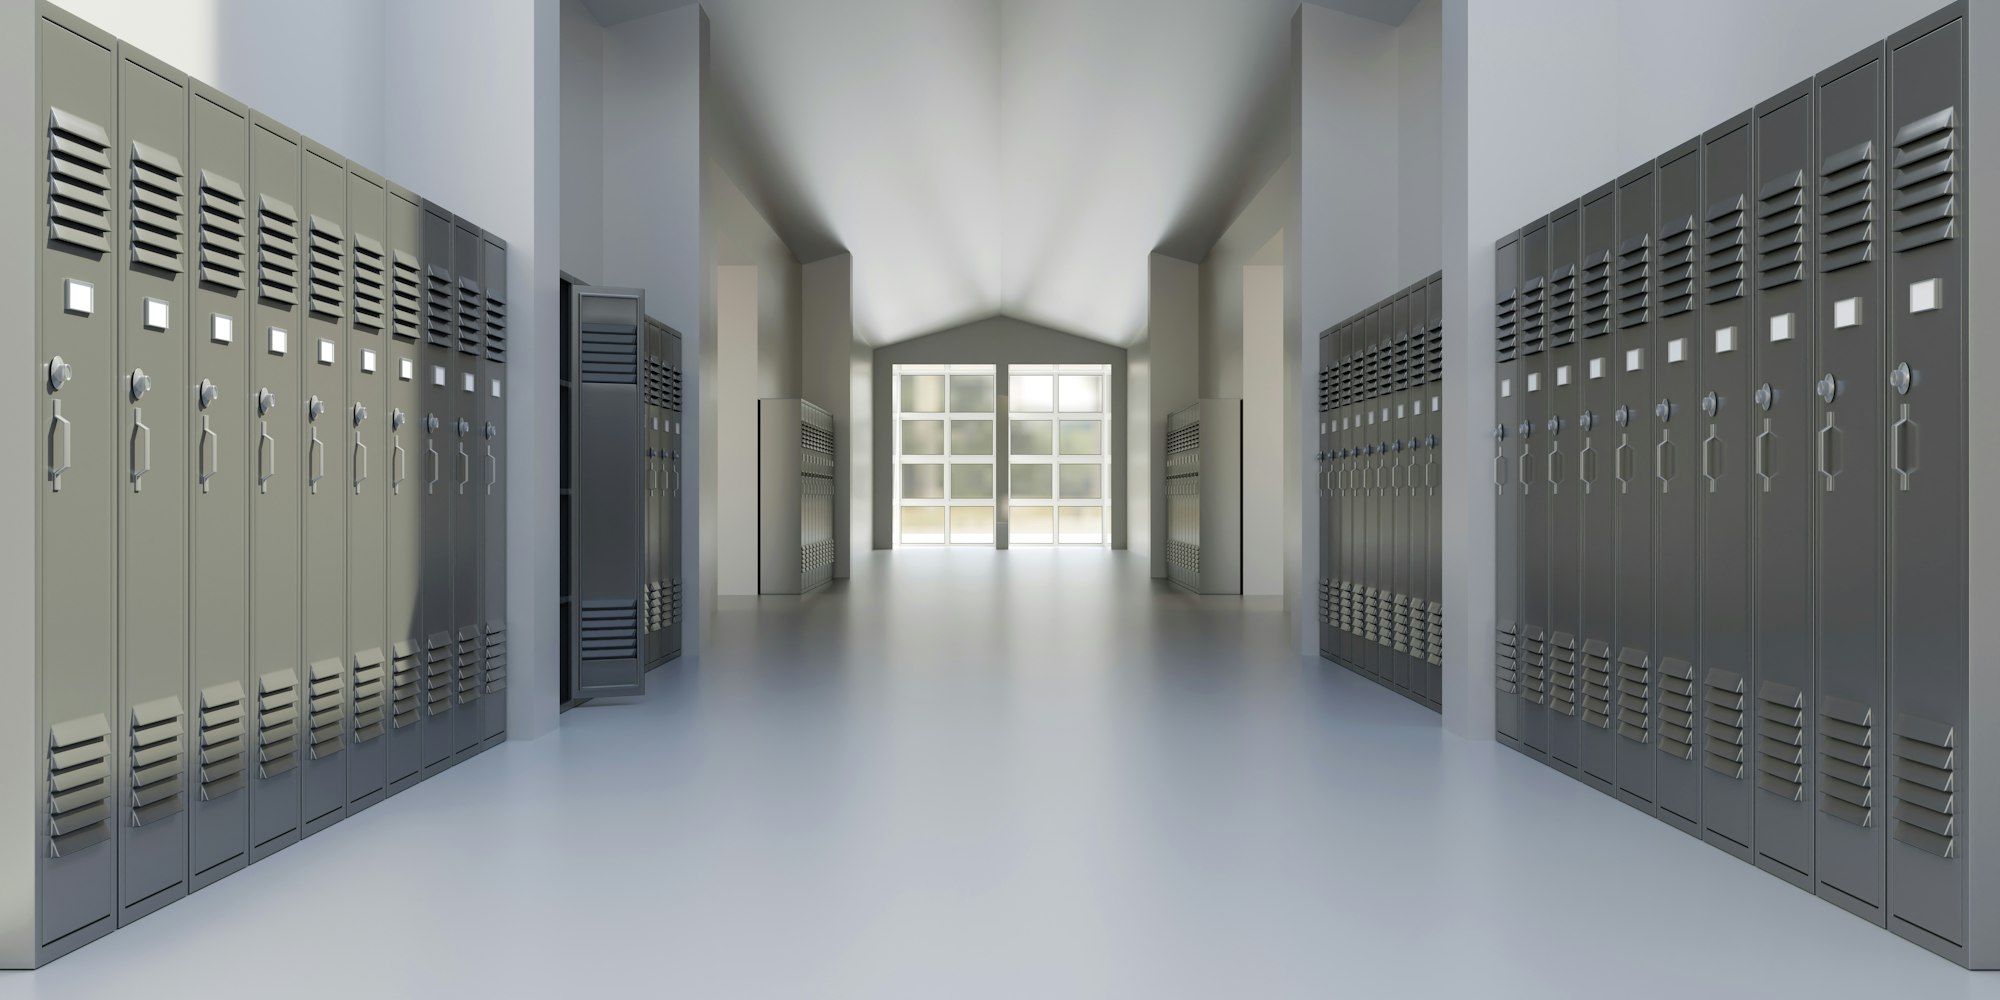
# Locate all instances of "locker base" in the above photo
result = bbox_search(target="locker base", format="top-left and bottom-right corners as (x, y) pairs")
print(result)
(189, 853), (246, 893)
(1817, 880), (1885, 928)
(1702, 829), (1752, 864)
(1318, 652), (1441, 715)
(1613, 789), (1653, 814)
(386, 771), (422, 797)
(118, 880), (185, 926)
(34, 914), (114, 969)
(1657, 807), (1699, 838)
(481, 731), (506, 750)
(301, 806), (345, 839)
(348, 788), (386, 815)
(248, 829), (298, 864)
(1891, 915), (1967, 968)
(1756, 854), (1813, 893)
(1577, 770), (1615, 796)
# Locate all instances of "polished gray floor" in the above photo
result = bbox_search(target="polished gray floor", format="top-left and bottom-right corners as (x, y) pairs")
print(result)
(8, 550), (2000, 997)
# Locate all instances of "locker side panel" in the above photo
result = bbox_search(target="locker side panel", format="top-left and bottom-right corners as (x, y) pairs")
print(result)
(1515, 219), (1551, 759)
(1425, 275), (1444, 707)
(572, 288), (646, 697)
(383, 187), (424, 794)
(342, 165), (387, 812)
(1577, 185), (1619, 791)
(665, 330), (684, 660)
(1317, 331), (1333, 659)
(450, 218), (484, 761)
(481, 234), (508, 746)
(1653, 141), (1704, 834)
(418, 202), (455, 774)
(297, 141), (348, 837)
(1493, 235), (1521, 744)
(1613, 165), (1658, 807)
(1545, 206), (1583, 767)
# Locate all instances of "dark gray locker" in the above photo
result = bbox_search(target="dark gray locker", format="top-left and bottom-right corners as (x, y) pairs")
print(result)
(343, 162), (388, 812)
(36, 3), (120, 958)
(643, 320), (666, 666)
(450, 216), (484, 762)
(418, 200), (455, 775)
(1516, 219), (1550, 758)
(1698, 112), (1756, 859)
(246, 112), (302, 864)
(1653, 138), (1703, 834)
(383, 183), (424, 795)
(1885, 6), (1967, 961)
(1613, 163), (1657, 807)
(1577, 182), (1619, 792)
(480, 232), (508, 747)
(664, 327), (685, 660)
(1317, 330), (1334, 659)
(1362, 307), (1383, 683)
(1389, 291), (1412, 696)
(1493, 231), (1520, 743)
(186, 80), (251, 892)
(1403, 285), (1428, 706)
(1545, 202), (1583, 768)
(571, 286), (647, 697)
(1751, 82), (1816, 890)
(1425, 274), (1444, 707)
(1336, 322), (1357, 673)
(1812, 43), (1887, 923)
(298, 138), (348, 837)
(1373, 306), (1394, 683)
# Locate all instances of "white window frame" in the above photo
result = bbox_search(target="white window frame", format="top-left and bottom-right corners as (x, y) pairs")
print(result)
(1006, 363), (1110, 547)
(893, 363), (996, 547)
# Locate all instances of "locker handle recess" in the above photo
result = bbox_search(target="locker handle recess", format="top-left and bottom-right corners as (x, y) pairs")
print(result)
(486, 443), (498, 496)
(353, 440), (368, 494)
(1578, 440), (1596, 494)
(198, 415), (219, 493)
(456, 443), (470, 495)
(1655, 431), (1674, 493)
(1891, 403), (1916, 492)
(671, 452), (682, 497)
(1493, 447), (1506, 495)
(1818, 412), (1839, 492)
(1755, 420), (1774, 494)
(1614, 435), (1632, 494)
(308, 427), (324, 495)
(1425, 452), (1437, 494)
(425, 440), (440, 495)
(1547, 442), (1563, 493)
(130, 408), (151, 492)
(47, 400), (70, 491)
(1517, 445), (1531, 496)
(392, 439), (406, 494)
(258, 421), (275, 494)
(1701, 427), (1720, 494)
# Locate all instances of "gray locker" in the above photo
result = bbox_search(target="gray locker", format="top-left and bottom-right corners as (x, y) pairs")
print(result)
(1613, 162), (1657, 808)
(298, 138), (348, 837)
(1752, 82), (1817, 889)
(35, 2), (121, 960)
(418, 200), (456, 774)
(1317, 331), (1334, 659)
(1337, 322), (1359, 673)
(383, 183), (425, 795)
(760, 398), (837, 595)
(1163, 400), (1242, 596)
(1653, 138), (1703, 834)
(1388, 291), (1413, 696)
(663, 325), (685, 662)
(570, 286), (647, 698)
(1699, 112), (1756, 859)
(643, 317), (684, 668)
(1493, 231), (1520, 743)
(186, 80), (251, 892)
(246, 112), (302, 864)
(480, 231), (508, 747)
(342, 162), (388, 811)
(451, 217), (484, 763)
(1515, 219), (1550, 758)
(1812, 42), (1888, 923)
(1425, 273), (1444, 707)
(1545, 202), (1583, 769)
(1577, 182), (1618, 792)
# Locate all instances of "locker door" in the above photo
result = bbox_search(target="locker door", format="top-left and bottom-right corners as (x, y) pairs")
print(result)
(1515, 219), (1550, 758)
(383, 185), (424, 795)
(1577, 183), (1619, 791)
(1699, 113), (1756, 859)
(1812, 43), (1887, 923)
(1613, 164), (1658, 807)
(187, 81), (251, 892)
(665, 329), (684, 659)
(1363, 308), (1384, 683)
(1884, 8), (1967, 959)
(1424, 274), (1445, 706)
(1389, 293), (1412, 695)
(1334, 325), (1354, 670)
(1545, 204), (1583, 767)
(480, 234), (508, 747)
(342, 164), (388, 812)
(1493, 233), (1521, 743)
(1403, 287), (1428, 704)
(36, 5), (120, 957)
(418, 201), (456, 775)
(643, 322), (664, 666)
(245, 114), (303, 864)
(1318, 332), (1334, 659)
(298, 140), (348, 838)
(571, 286), (648, 697)
(1653, 140), (1704, 834)
(451, 217), (485, 762)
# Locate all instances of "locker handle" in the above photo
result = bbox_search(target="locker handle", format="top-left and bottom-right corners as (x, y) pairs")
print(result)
(392, 439), (407, 494)
(1655, 431), (1673, 493)
(1614, 434), (1632, 494)
(1701, 426), (1720, 493)
(1493, 447), (1506, 495)
(486, 443), (498, 496)
(1891, 403), (1916, 491)
(258, 420), (275, 494)
(307, 427), (324, 494)
(1425, 452), (1437, 495)
(198, 415), (219, 494)
(425, 440), (440, 495)
(669, 451), (681, 497)
(1547, 441), (1563, 493)
(1517, 445), (1531, 495)
(456, 442), (470, 495)
(130, 408), (151, 492)
(1754, 419), (1774, 493)
(353, 440), (368, 494)
(47, 400), (70, 491)
(1389, 458), (1402, 494)
(1817, 412), (1838, 492)
(1578, 440), (1596, 495)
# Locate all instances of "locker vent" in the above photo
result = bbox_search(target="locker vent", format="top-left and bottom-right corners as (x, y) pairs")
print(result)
(1517, 625), (1547, 706)
(351, 234), (386, 334)
(1615, 234), (1651, 329)
(579, 322), (639, 384)
(1702, 668), (1747, 778)
(1818, 695), (1874, 828)
(1657, 214), (1696, 317)
(1391, 594), (1411, 653)
(256, 669), (299, 778)
(390, 640), (422, 729)
(1655, 657), (1696, 760)
(456, 277), (484, 357)
(644, 356), (674, 409)
(46, 107), (114, 253)
(1755, 169), (1806, 290)
(647, 580), (666, 634)
(1889, 713), (1956, 858)
(485, 287), (508, 362)
(196, 682), (248, 801)
(484, 623), (508, 693)
(1817, 140), (1876, 272)
(1317, 367), (1333, 412)
(390, 250), (422, 341)
(256, 194), (300, 306)
(1754, 680), (1806, 800)
(1548, 264), (1578, 346)
(128, 141), (187, 273)
(351, 648), (387, 743)
(1494, 622), (1519, 695)
(128, 695), (186, 826)
(580, 600), (641, 661)
(1889, 107), (1957, 251)
(1703, 194), (1747, 304)
(306, 214), (346, 319)
(1494, 285), (1517, 361)
(1547, 631), (1578, 717)
(424, 632), (454, 717)
(196, 169), (248, 291)
(670, 578), (684, 627)
(1614, 646), (1651, 743)
(424, 265), (455, 348)
(1580, 639), (1613, 729)
(1426, 319), (1443, 384)
(46, 714), (112, 857)
(1580, 250), (1613, 337)
(456, 626), (484, 705)
(1424, 602), (1442, 666)
(306, 658), (346, 760)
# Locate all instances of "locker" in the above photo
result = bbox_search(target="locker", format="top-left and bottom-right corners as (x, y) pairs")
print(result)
(1371, 307), (1390, 680)
(643, 321), (666, 666)
(383, 183), (425, 795)
(1317, 331), (1334, 659)
(1493, 231), (1521, 744)
(1699, 112), (1756, 859)
(1577, 182), (1618, 791)
(342, 162), (388, 811)
(1337, 322), (1358, 673)
(186, 80), (251, 892)
(1812, 43), (1888, 923)
(451, 217), (485, 763)
(1515, 218), (1551, 758)
(418, 200), (456, 774)
(1389, 291), (1413, 696)
(1403, 284), (1429, 705)
(1653, 138), (1704, 834)
(298, 139), (349, 837)
(246, 112), (302, 864)
(1545, 201), (1583, 769)
(480, 231), (508, 747)
(570, 286), (647, 697)
(1613, 162), (1658, 808)
(1425, 273), (1445, 707)
(1752, 82), (1817, 889)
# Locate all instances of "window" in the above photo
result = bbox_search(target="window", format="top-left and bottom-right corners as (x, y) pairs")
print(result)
(895, 364), (995, 546)
(1007, 364), (1109, 546)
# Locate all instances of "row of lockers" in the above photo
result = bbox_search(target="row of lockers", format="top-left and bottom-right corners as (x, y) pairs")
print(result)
(1490, 1), (1977, 964)
(1316, 271), (1445, 710)
(759, 398), (837, 595)
(1165, 399), (1242, 595)
(17, 3), (509, 967)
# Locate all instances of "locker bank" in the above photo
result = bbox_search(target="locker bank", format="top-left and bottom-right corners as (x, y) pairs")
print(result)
(5, 0), (2000, 995)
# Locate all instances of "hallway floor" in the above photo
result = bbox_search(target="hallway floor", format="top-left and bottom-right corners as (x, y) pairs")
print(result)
(8, 550), (1999, 998)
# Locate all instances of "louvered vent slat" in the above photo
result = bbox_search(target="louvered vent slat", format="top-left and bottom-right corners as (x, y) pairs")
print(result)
(391, 250), (422, 341)
(1426, 602), (1443, 666)
(306, 215), (345, 319)
(456, 626), (484, 705)
(1518, 625), (1548, 706)
(1614, 646), (1651, 743)
(256, 669), (300, 778)
(1818, 140), (1876, 273)
(580, 322), (639, 384)
(352, 649), (387, 743)
(1703, 668), (1749, 778)
(1547, 631), (1578, 717)
(1616, 234), (1651, 329)
(1580, 639), (1613, 729)
(1755, 680), (1806, 800)
(197, 682), (248, 801)
(47, 108), (114, 253)
(456, 277), (484, 357)
(351, 234), (387, 334)
(1755, 170), (1806, 290)
(1581, 251), (1612, 337)
(1890, 713), (1956, 857)
(1494, 288), (1517, 361)
(1427, 320), (1443, 383)
(257, 194), (300, 306)
(486, 291), (508, 362)
(306, 658), (346, 760)
(425, 632), (455, 716)
(1655, 657), (1696, 759)
(1704, 194), (1747, 304)
(580, 600), (640, 661)
(129, 141), (187, 273)
(1494, 622), (1519, 695)
(1657, 216), (1696, 317)
(196, 169), (247, 290)
(1548, 265), (1579, 345)
(1890, 107), (1957, 251)
(390, 640), (422, 729)
(485, 623), (509, 693)
(128, 695), (186, 827)
(424, 266), (455, 348)
(46, 714), (112, 857)
(1818, 695), (1874, 828)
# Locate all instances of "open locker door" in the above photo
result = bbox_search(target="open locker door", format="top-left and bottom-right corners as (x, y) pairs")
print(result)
(569, 286), (648, 698)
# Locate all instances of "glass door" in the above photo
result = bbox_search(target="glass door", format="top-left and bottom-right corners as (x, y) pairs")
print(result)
(893, 364), (996, 546)
(1007, 364), (1109, 546)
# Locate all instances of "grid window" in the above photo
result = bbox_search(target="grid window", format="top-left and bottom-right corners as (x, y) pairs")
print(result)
(895, 364), (996, 547)
(1006, 363), (1110, 546)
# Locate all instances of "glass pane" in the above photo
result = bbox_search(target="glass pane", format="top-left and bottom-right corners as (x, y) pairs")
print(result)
(951, 419), (994, 455)
(1059, 419), (1101, 456)
(1010, 505), (1054, 544)
(1058, 374), (1103, 412)
(900, 374), (945, 412)
(1010, 419), (1053, 455)
(950, 374), (995, 413)
(1010, 374), (1054, 411)
(902, 463), (945, 500)
(949, 506), (995, 544)
(950, 464), (994, 499)
(1058, 505), (1103, 544)
(1058, 464), (1102, 499)
(902, 419), (945, 455)
(901, 505), (945, 544)
(1010, 463), (1052, 499)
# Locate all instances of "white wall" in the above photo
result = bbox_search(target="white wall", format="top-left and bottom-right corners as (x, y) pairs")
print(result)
(559, 0), (604, 282)
(802, 254), (854, 576)
(1397, 0), (1444, 284)
(716, 265), (759, 598)
(1243, 259), (1286, 597)
(1199, 161), (1290, 400)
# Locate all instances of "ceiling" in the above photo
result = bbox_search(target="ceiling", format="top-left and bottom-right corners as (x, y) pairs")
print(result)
(591, 0), (1420, 346)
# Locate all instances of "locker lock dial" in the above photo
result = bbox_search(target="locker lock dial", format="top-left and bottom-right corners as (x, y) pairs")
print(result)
(1701, 392), (1718, 418)
(392, 408), (406, 431)
(198, 380), (219, 409)
(258, 388), (276, 415)
(308, 396), (326, 421)
(129, 368), (151, 401)
(47, 356), (72, 392)
(1546, 416), (1561, 435)
(1890, 362), (1912, 396)
(1615, 405), (1631, 427)
(1755, 383), (1773, 411)
(1494, 423), (1506, 441)
(1817, 374), (1838, 404)
(423, 413), (440, 434)
(1654, 399), (1671, 423)
(1518, 420), (1532, 439)
(1579, 411), (1596, 431)
(353, 403), (368, 426)
(483, 421), (497, 440)
(455, 417), (471, 436)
